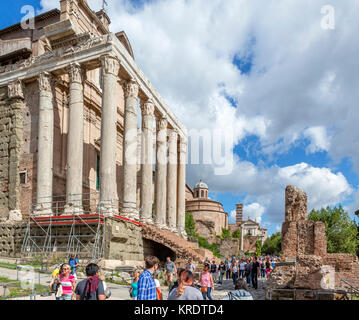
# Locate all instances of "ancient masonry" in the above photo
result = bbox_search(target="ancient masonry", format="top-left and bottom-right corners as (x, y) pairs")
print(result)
(0, 0), (207, 265)
(266, 185), (359, 299)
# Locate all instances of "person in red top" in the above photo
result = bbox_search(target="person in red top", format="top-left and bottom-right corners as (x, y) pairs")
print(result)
(58, 264), (76, 300)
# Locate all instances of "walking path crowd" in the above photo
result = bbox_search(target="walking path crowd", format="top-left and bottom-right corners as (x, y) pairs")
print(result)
(10, 254), (276, 300)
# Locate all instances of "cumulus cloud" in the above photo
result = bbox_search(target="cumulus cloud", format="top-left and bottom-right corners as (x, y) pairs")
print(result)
(303, 126), (331, 154)
(39, 0), (358, 228)
(243, 203), (265, 223)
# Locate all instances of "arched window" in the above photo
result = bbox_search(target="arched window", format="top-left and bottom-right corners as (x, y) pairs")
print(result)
(201, 190), (204, 198)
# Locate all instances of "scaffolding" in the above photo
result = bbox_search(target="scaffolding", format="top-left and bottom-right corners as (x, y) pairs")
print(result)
(21, 193), (113, 264)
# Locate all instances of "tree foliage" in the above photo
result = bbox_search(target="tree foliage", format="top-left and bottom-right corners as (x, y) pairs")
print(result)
(308, 205), (359, 255)
(261, 232), (282, 255)
(185, 212), (196, 237)
(232, 229), (241, 240)
(219, 228), (232, 240)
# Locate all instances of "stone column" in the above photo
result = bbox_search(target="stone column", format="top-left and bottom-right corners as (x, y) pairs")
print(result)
(121, 79), (139, 219)
(6, 80), (24, 222)
(65, 63), (85, 214)
(140, 99), (155, 223)
(98, 55), (120, 216)
(167, 128), (178, 232)
(177, 136), (187, 238)
(155, 116), (167, 228)
(35, 72), (54, 215)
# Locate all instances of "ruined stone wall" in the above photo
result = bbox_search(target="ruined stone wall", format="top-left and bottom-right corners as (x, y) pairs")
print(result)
(243, 235), (257, 253)
(0, 222), (27, 257)
(0, 87), (24, 220)
(324, 254), (359, 288)
(282, 185), (327, 258)
(219, 238), (239, 257)
(104, 219), (144, 262)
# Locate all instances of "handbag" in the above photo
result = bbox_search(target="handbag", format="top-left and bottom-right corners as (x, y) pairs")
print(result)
(200, 286), (208, 293)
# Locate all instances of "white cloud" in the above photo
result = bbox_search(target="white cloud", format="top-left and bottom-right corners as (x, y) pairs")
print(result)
(303, 126), (331, 154)
(243, 203), (265, 223)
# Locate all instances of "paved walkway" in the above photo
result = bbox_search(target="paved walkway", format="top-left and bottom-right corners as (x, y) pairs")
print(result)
(0, 266), (267, 300)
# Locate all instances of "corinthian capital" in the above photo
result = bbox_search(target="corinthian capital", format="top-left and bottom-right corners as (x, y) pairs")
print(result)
(8, 80), (24, 100)
(179, 136), (188, 153)
(123, 79), (139, 99)
(168, 129), (178, 143)
(157, 116), (168, 131)
(101, 54), (120, 76)
(38, 72), (52, 92)
(141, 99), (155, 117)
(67, 63), (85, 84)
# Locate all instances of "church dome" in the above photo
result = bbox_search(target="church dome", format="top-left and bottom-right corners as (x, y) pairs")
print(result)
(195, 179), (208, 189)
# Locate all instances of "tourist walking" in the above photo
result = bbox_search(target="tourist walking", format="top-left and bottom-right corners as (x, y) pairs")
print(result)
(168, 271), (203, 300)
(75, 263), (106, 300)
(58, 264), (76, 300)
(137, 256), (159, 300)
(225, 259), (231, 280)
(265, 259), (271, 275)
(239, 259), (246, 279)
(165, 257), (177, 287)
(245, 259), (252, 286)
(130, 270), (140, 300)
(222, 279), (253, 300)
(260, 260), (266, 278)
(231, 261), (239, 285)
(185, 259), (195, 272)
(69, 254), (79, 278)
(210, 260), (217, 282)
(200, 266), (214, 300)
(49, 264), (64, 300)
(251, 257), (260, 290)
(218, 261), (226, 285)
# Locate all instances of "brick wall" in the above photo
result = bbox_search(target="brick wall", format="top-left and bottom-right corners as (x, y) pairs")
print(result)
(0, 222), (27, 257)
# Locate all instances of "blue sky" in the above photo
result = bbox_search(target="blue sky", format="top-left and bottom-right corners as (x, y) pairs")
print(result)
(3, 0), (359, 236)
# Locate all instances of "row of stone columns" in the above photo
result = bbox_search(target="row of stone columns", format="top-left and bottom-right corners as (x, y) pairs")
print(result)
(33, 53), (188, 237)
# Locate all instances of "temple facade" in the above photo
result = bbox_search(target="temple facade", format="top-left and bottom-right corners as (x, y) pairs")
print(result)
(0, 0), (188, 237)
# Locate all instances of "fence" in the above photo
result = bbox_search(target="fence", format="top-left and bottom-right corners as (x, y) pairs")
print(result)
(267, 287), (355, 300)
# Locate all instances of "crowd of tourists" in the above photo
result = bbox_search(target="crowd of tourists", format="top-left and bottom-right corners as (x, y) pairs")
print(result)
(49, 254), (276, 300)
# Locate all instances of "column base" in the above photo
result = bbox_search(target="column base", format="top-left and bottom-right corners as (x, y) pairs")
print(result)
(34, 204), (53, 216)
(178, 229), (188, 240)
(140, 217), (153, 225)
(64, 204), (83, 215)
(8, 210), (22, 222)
(97, 202), (118, 217)
(121, 207), (139, 221)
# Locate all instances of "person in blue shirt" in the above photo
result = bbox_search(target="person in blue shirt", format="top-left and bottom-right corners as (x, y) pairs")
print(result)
(137, 256), (160, 300)
(69, 254), (79, 276)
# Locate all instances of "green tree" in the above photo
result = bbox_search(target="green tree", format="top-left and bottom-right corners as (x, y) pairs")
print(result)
(232, 229), (241, 240)
(185, 212), (196, 237)
(219, 228), (232, 240)
(308, 205), (359, 255)
(262, 232), (282, 255)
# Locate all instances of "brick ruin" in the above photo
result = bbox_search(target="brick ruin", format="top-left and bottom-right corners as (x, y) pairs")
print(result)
(266, 185), (359, 299)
